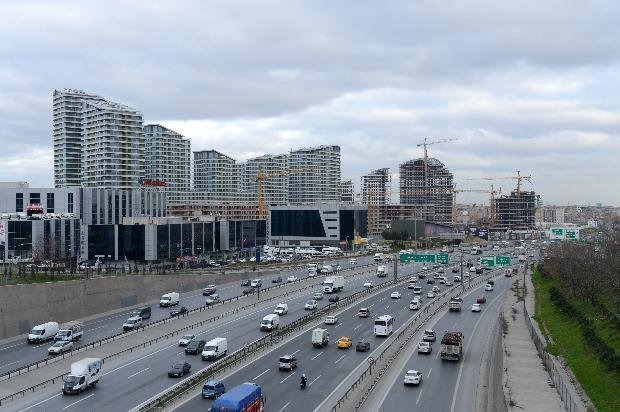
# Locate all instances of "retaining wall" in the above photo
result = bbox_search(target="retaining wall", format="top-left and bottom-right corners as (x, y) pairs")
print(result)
(0, 270), (264, 340)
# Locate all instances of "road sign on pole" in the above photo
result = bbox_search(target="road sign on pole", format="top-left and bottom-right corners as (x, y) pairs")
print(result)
(480, 257), (495, 266)
(436, 254), (449, 264)
(495, 256), (511, 266)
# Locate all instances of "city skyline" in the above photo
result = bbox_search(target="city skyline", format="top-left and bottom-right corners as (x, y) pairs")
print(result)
(1, 1), (619, 205)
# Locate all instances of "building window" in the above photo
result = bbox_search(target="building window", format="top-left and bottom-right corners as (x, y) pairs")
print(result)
(328, 226), (337, 230)
(46, 193), (55, 213)
(29, 192), (41, 206)
(15, 193), (23, 213)
(67, 192), (74, 213)
(325, 218), (337, 222)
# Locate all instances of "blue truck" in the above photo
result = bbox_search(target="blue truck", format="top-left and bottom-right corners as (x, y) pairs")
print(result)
(211, 382), (264, 412)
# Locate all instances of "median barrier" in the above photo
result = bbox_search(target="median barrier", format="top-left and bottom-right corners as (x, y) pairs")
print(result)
(0, 261), (379, 406)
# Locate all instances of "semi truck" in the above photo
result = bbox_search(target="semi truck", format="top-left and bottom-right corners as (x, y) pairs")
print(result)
(211, 382), (264, 412)
(440, 331), (464, 361)
(323, 276), (344, 293)
(62, 358), (102, 395)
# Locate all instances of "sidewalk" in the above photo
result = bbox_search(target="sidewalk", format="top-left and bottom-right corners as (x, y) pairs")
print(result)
(501, 271), (564, 412)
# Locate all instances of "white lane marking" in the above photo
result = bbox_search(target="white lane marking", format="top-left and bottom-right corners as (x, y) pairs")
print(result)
(369, 303), (375, 308)
(334, 355), (346, 364)
(309, 374), (322, 386)
(291, 349), (300, 355)
(416, 388), (424, 404)
(0, 359), (22, 369)
(278, 401), (291, 412)
(334, 324), (342, 329)
(0, 342), (26, 351)
(16, 393), (62, 412)
(253, 368), (270, 380)
(127, 367), (150, 379)
(311, 351), (324, 360)
(452, 322), (457, 328)
(435, 349), (440, 359)
(449, 285), (504, 412)
(427, 368), (432, 378)
(279, 371), (296, 384)
(62, 393), (94, 410)
(353, 324), (361, 331)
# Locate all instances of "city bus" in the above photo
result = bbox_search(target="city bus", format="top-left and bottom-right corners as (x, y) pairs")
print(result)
(374, 315), (394, 337)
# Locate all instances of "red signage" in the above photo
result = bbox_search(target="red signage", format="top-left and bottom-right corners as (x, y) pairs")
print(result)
(140, 179), (166, 187)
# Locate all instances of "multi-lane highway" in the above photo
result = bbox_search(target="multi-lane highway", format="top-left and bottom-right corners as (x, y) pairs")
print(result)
(0, 256), (374, 375)
(375, 269), (511, 411)
(4, 246), (514, 412)
(5, 255), (391, 411)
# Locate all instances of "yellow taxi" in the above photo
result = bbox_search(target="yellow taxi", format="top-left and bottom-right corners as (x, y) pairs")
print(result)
(337, 336), (353, 349)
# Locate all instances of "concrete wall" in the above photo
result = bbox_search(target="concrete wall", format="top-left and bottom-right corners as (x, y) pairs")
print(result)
(0, 270), (268, 340)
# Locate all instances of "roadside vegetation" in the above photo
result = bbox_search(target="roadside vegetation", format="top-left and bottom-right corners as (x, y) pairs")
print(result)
(533, 229), (620, 412)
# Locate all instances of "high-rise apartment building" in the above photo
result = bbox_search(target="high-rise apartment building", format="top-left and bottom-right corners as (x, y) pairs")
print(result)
(399, 158), (453, 226)
(144, 124), (190, 199)
(288, 145), (341, 204)
(81, 99), (145, 189)
(340, 180), (355, 203)
(361, 168), (391, 205)
(193, 150), (237, 201)
(241, 154), (288, 204)
(53, 89), (104, 187)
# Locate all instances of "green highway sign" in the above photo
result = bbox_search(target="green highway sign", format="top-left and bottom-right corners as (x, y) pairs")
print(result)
(436, 254), (449, 264)
(495, 255), (511, 266)
(480, 257), (495, 266)
(565, 229), (579, 239)
(413, 254), (436, 263)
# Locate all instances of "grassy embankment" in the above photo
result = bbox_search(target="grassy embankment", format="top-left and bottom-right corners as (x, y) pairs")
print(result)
(532, 270), (620, 412)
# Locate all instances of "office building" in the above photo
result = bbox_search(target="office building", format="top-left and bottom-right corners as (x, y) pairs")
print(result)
(144, 124), (191, 199)
(81, 99), (145, 189)
(399, 158), (453, 226)
(53, 89), (104, 187)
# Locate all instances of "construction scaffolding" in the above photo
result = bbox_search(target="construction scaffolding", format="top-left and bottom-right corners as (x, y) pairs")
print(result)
(400, 158), (453, 226)
(494, 190), (537, 230)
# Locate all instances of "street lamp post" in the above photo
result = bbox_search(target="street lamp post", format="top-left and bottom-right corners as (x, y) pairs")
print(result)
(345, 236), (349, 255)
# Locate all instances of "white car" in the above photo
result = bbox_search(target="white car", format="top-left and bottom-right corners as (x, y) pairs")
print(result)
(431, 286), (440, 293)
(287, 275), (298, 283)
(350, 258), (357, 264)
(471, 303), (482, 312)
(469, 267), (476, 272)
(422, 266), (428, 270)
(485, 284), (494, 291)
(439, 278), (446, 284)
(313, 292), (324, 300)
(363, 281), (372, 288)
(403, 370), (423, 385)
(325, 315), (338, 325)
(305, 300), (318, 310)
(47, 340), (73, 355)
(427, 291), (435, 299)
(417, 341), (432, 353)
(390, 291), (401, 299)
(178, 334), (195, 346)
(445, 280), (453, 286)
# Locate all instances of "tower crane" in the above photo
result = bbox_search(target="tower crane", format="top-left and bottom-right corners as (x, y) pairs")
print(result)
(256, 167), (309, 220)
(416, 138), (458, 194)
(452, 184), (501, 228)
(465, 171), (531, 197)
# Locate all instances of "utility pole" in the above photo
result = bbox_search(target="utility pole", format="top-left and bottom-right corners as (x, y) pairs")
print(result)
(460, 253), (464, 294)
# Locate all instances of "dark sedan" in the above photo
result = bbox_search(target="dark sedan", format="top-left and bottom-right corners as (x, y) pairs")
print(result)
(272, 276), (283, 283)
(243, 287), (255, 295)
(168, 362), (191, 377)
(170, 306), (188, 317)
(241, 280), (251, 287)
(426, 279), (435, 284)
(356, 340), (371, 352)
(328, 295), (340, 303)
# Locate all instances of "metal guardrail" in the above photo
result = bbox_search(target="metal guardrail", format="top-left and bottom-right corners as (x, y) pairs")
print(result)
(134, 273), (404, 411)
(0, 262), (378, 406)
(329, 269), (503, 411)
(522, 275), (583, 412)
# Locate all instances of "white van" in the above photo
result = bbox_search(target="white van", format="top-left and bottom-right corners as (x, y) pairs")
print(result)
(274, 304), (289, 315)
(159, 292), (180, 307)
(250, 279), (263, 288)
(201, 337), (228, 360)
(62, 358), (102, 394)
(28, 322), (60, 344)
(261, 314), (280, 331)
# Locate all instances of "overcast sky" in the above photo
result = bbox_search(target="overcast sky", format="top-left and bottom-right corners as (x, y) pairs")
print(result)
(1, 0), (619, 206)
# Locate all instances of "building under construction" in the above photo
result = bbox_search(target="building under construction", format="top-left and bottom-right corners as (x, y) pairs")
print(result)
(494, 190), (536, 230)
(399, 158), (453, 226)
(361, 168), (391, 205)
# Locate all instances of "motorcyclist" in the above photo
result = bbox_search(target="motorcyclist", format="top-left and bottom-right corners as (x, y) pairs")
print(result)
(300, 374), (307, 387)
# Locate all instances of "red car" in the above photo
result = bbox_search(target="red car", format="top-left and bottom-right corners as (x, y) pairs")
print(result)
(477, 295), (486, 304)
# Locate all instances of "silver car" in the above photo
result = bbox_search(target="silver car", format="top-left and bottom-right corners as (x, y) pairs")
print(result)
(417, 341), (432, 354)
(313, 292), (324, 300)
(48, 340), (73, 355)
